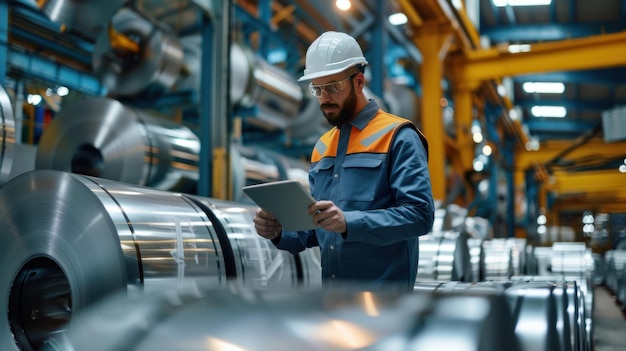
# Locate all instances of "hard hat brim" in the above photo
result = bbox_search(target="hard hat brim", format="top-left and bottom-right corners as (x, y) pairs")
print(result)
(298, 62), (367, 82)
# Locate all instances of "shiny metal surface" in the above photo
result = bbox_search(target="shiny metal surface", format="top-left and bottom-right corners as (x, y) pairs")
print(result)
(0, 171), (129, 351)
(35, 97), (200, 192)
(417, 230), (472, 282)
(92, 8), (184, 96)
(507, 279), (591, 351)
(605, 249), (626, 306)
(0, 84), (16, 185)
(482, 238), (525, 280)
(232, 143), (310, 203)
(183, 196), (322, 289)
(0, 170), (324, 350)
(231, 42), (303, 129)
(44, 282), (521, 351)
(37, 0), (126, 32)
(414, 279), (591, 351)
(384, 82), (420, 123)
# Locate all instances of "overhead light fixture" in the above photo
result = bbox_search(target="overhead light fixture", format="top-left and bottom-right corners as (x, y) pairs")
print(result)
(531, 106), (567, 118)
(27, 94), (42, 105)
(388, 13), (408, 26)
(508, 44), (531, 53)
(336, 0), (351, 11)
(493, 0), (552, 7)
(523, 82), (565, 94)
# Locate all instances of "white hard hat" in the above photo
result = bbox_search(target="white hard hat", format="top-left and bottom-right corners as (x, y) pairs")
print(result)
(298, 31), (368, 82)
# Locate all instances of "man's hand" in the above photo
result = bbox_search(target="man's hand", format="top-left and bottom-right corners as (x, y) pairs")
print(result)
(309, 200), (347, 234)
(253, 208), (282, 240)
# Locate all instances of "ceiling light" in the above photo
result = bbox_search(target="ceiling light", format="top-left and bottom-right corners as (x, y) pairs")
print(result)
(523, 82), (565, 94)
(508, 44), (531, 53)
(531, 106), (567, 118)
(336, 0), (351, 11)
(27, 94), (42, 105)
(56, 86), (69, 96)
(482, 144), (493, 156)
(388, 13), (408, 26)
(493, 0), (552, 7)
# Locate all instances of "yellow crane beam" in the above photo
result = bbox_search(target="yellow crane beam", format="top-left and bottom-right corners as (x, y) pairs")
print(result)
(516, 139), (626, 170)
(451, 30), (626, 83)
(546, 169), (626, 194)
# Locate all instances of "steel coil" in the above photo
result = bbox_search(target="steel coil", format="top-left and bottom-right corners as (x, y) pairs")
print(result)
(0, 84), (16, 185)
(0, 170), (321, 351)
(43, 283), (519, 351)
(37, 0), (126, 32)
(35, 97), (200, 193)
(92, 8), (184, 96)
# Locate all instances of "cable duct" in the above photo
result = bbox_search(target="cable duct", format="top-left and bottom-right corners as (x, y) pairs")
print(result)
(0, 170), (321, 351)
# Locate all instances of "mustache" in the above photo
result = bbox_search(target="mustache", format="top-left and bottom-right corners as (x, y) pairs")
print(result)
(320, 103), (339, 109)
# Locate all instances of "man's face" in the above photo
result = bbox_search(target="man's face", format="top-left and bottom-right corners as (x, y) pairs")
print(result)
(310, 73), (358, 127)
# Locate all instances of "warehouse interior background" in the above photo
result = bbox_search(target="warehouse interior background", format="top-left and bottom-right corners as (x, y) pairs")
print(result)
(1, 0), (626, 350)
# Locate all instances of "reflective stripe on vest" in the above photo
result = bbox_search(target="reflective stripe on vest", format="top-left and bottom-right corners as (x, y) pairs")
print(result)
(311, 111), (424, 163)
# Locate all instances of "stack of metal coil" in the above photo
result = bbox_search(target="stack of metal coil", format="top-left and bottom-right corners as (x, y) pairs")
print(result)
(0, 170), (321, 351)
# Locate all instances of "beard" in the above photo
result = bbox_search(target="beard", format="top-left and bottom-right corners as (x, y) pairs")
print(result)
(320, 84), (357, 127)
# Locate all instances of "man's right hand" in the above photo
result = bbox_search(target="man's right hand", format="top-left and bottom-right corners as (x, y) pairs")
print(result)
(253, 208), (282, 240)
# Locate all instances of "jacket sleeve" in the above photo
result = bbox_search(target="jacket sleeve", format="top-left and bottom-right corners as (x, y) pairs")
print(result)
(274, 230), (319, 254)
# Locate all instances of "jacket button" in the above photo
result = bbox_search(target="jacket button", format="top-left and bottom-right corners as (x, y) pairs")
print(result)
(330, 245), (334, 250)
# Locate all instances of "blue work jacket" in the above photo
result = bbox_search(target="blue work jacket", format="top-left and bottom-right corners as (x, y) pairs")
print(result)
(275, 100), (434, 289)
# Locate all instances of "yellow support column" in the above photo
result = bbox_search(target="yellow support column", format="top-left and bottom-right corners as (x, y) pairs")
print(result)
(415, 24), (454, 202)
(212, 147), (230, 200)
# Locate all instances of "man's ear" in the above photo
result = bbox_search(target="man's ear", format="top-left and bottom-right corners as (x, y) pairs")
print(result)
(355, 73), (365, 87)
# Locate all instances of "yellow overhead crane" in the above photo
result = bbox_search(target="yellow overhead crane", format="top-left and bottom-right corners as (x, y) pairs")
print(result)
(399, 0), (626, 217)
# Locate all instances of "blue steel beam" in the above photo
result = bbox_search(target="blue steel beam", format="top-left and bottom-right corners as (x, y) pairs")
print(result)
(514, 99), (618, 111)
(524, 119), (598, 134)
(10, 27), (92, 67)
(482, 22), (626, 42)
(7, 49), (106, 96)
(0, 1), (7, 81)
(514, 68), (626, 84)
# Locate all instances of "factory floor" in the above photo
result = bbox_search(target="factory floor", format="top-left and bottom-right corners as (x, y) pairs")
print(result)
(593, 286), (626, 351)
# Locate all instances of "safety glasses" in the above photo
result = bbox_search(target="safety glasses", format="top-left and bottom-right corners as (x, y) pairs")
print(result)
(308, 74), (356, 97)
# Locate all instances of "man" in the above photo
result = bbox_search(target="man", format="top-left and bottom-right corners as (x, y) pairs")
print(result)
(253, 31), (434, 290)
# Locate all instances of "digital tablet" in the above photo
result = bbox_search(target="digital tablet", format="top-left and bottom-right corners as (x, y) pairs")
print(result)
(242, 180), (317, 231)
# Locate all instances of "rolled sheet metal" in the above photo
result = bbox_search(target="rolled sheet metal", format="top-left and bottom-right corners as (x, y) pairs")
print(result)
(0, 84), (16, 185)
(231, 143), (310, 204)
(36, 97), (200, 193)
(414, 279), (591, 351)
(92, 8), (184, 96)
(231, 43), (303, 129)
(605, 249), (626, 306)
(0, 170), (321, 351)
(384, 82), (420, 124)
(44, 283), (520, 351)
(184, 196), (322, 289)
(417, 230), (472, 282)
(482, 238), (527, 280)
(510, 276), (591, 351)
(178, 36), (303, 130)
(37, 0), (126, 32)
